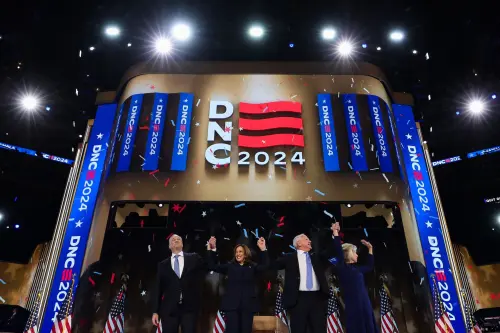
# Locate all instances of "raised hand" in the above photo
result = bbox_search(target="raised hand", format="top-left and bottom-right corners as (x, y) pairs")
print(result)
(332, 222), (340, 236)
(257, 237), (266, 251)
(152, 313), (159, 326)
(208, 236), (217, 250)
(361, 239), (373, 251)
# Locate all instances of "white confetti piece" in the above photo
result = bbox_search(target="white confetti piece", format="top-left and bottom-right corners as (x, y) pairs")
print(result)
(0, 279), (5, 284)
(364, 228), (368, 237)
(323, 210), (333, 218)
(351, 78), (354, 83)
(139, 155), (145, 161)
(348, 162), (353, 170)
(148, 245), (151, 252)
(369, 167), (379, 171)
(382, 173), (389, 183)
(290, 94), (297, 99)
(224, 237), (230, 240)
(0, 296), (4, 303)
(79, 50), (82, 58)
(419, 277), (424, 285)
(371, 144), (374, 151)
(75, 89), (79, 96)
(363, 88), (370, 93)
(408, 261), (413, 273)
(171, 120), (175, 126)
(196, 98), (201, 107)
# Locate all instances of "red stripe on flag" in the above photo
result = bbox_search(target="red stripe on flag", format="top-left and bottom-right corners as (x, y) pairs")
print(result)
(239, 117), (303, 131)
(238, 134), (304, 148)
(239, 101), (302, 114)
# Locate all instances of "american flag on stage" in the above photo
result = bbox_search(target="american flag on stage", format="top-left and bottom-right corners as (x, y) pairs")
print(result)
(379, 282), (399, 333)
(212, 310), (226, 333)
(103, 284), (126, 333)
(51, 276), (75, 333)
(469, 323), (482, 333)
(24, 295), (41, 333)
(327, 286), (344, 333)
(274, 284), (289, 327)
(432, 278), (455, 333)
(155, 320), (162, 333)
(238, 101), (304, 149)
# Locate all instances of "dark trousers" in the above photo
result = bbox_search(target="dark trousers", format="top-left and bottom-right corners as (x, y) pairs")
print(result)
(289, 291), (326, 333)
(161, 304), (197, 333)
(225, 309), (254, 333)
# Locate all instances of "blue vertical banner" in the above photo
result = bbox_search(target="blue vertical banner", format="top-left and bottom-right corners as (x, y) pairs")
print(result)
(367, 95), (393, 172)
(105, 104), (124, 180)
(116, 94), (143, 172)
(393, 104), (466, 333)
(317, 94), (340, 171)
(342, 94), (368, 171)
(170, 93), (194, 171)
(40, 104), (116, 333)
(144, 93), (168, 171)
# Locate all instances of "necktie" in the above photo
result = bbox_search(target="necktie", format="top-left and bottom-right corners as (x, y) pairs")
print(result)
(305, 252), (313, 290)
(174, 255), (181, 278)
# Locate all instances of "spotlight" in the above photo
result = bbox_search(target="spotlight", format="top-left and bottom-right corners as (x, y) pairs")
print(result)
(389, 30), (405, 42)
(346, 203), (352, 208)
(289, 43), (294, 48)
(337, 40), (354, 57)
(155, 37), (173, 54)
(20, 94), (40, 111)
(45, 106), (51, 111)
(127, 43), (132, 47)
(158, 203), (163, 208)
(376, 46), (382, 51)
(0, 213), (3, 221)
(456, 111), (460, 115)
(15, 224), (19, 229)
(89, 46), (95, 51)
(361, 43), (367, 49)
(492, 94), (497, 99)
(171, 23), (192, 41)
(412, 50), (418, 54)
(322, 28), (336, 40)
(468, 99), (485, 114)
(248, 25), (264, 39)
(104, 25), (120, 37)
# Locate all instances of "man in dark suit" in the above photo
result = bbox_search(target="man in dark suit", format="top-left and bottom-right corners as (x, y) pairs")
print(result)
(275, 223), (338, 333)
(151, 234), (207, 333)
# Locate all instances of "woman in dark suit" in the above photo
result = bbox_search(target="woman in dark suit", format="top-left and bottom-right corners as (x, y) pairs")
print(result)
(207, 236), (269, 333)
(332, 223), (378, 333)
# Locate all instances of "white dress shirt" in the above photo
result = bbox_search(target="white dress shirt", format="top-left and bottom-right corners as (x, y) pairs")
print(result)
(171, 251), (184, 278)
(297, 250), (320, 291)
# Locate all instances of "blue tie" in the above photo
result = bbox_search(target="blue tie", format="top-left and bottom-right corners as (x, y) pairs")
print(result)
(305, 252), (313, 290)
(174, 254), (181, 278)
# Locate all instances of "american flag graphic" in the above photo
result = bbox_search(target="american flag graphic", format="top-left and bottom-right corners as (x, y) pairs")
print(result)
(327, 286), (344, 333)
(155, 320), (162, 333)
(24, 295), (41, 333)
(51, 276), (75, 333)
(212, 310), (226, 333)
(274, 284), (289, 327)
(103, 284), (126, 333)
(432, 278), (455, 333)
(379, 282), (399, 333)
(238, 101), (304, 148)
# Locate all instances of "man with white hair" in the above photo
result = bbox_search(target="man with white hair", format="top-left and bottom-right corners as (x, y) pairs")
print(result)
(274, 223), (339, 333)
(151, 234), (208, 333)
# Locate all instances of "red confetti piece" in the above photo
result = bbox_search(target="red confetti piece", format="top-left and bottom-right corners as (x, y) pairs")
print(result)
(140, 220), (144, 228)
(279, 216), (285, 223)
(166, 233), (174, 240)
(277, 222), (285, 227)
(149, 169), (159, 175)
(161, 295), (165, 301)
(164, 178), (171, 187)
(267, 281), (271, 292)
(174, 221), (176, 228)
(110, 273), (115, 284)
(179, 204), (187, 213)
(88, 277), (95, 286)
(320, 202), (328, 205)
(139, 126), (149, 130)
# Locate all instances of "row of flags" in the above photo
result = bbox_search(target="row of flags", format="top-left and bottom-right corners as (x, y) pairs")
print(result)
(23, 275), (482, 333)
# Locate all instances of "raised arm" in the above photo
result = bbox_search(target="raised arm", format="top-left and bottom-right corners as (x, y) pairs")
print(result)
(357, 240), (374, 274)
(206, 237), (229, 274)
(331, 222), (345, 265)
(255, 237), (269, 273)
(318, 223), (340, 261)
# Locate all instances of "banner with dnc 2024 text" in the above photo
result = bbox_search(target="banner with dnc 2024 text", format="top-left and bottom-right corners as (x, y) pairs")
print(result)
(40, 103), (116, 333)
(393, 104), (466, 333)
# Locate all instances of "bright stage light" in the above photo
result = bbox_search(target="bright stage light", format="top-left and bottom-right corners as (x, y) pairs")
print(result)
(15, 224), (20, 229)
(468, 99), (485, 114)
(105, 25), (120, 37)
(248, 25), (264, 39)
(172, 23), (192, 41)
(492, 94), (497, 99)
(389, 30), (404, 42)
(322, 27), (336, 40)
(376, 46), (382, 51)
(362, 43), (367, 49)
(412, 49), (418, 54)
(337, 40), (354, 57)
(155, 37), (173, 54)
(89, 46), (95, 51)
(20, 95), (40, 111)
(127, 42), (132, 47)
(0, 213), (3, 221)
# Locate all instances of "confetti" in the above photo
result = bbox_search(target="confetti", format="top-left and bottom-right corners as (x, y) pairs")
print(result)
(171, 120), (175, 126)
(224, 237), (230, 240)
(88, 277), (96, 286)
(348, 162), (353, 170)
(164, 178), (171, 187)
(93, 272), (102, 276)
(0, 296), (5, 303)
(382, 173), (389, 183)
(234, 203), (245, 208)
(364, 228), (368, 237)
(166, 233), (174, 240)
(289, 245), (296, 250)
(196, 99), (201, 107)
(149, 169), (159, 175)
(290, 94), (297, 99)
(370, 167), (379, 171)
(148, 245), (151, 252)
(187, 137), (191, 145)
(419, 277), (424, 285)
(274, 233), (284, 238)
(363, 88), (370, 93)
(356, 171), (362, 180)
(110, 273), (115, 284)
(277, 222), (285, 227)
(251, 230), (257, 238)
(267, 281), (272, 292)
(314, 189), (326, 196)
(243, 229), (248, 238)
(323, 210), (333, 218)
(383, 242), (387, 248)
(408, 262), (413, 273)
(255, 229), (259, 238)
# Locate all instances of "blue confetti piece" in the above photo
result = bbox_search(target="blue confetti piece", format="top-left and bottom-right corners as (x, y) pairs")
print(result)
(93, 272), (102, 276)
(14, 197), (18, 202)
(280, 166), (286, 170)
(289, 245), (296, 251)
(328, 257), (337, 264)
(234, 203), (245, 208)
(275, 233), (284, 238)
(0, 296), (5, 303)
(429, 216), (439, 219)
(0, 279), (5, 284)
(187, 137), (191, 145)
(364, 228), (368, 237)
(314, 189), (326, 196)
(348, 162), (353, 170)
(255, 229), (259, 238)
(171, 120), (175, 127)
(243, 229), (248, 238)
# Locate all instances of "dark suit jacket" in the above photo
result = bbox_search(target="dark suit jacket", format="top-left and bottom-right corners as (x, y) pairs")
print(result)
(207, 250), (269, 312)
(275, 240), (335, 309)
(152, 252), (206, 316)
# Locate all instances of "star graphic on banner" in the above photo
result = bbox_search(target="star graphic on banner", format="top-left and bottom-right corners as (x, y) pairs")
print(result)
(353, 183), (358, 188)
(372, 100), (376, 105)
(195, 122), (200, 127)
(236, 220), (242, 226)
(201, 211), (207, 217)
(75, 220), (83, 227)
(239, 127), (243, 131)
(212, 164), (218, 169)
(306, 196), (312, 201)
(426, 221), (433, 228)
(323, 99), (327, 104)
(347, 100), (351, 103)
(184, 99), (188, 102)
(262, 140), (266, 144)
(97, 133), (103, 140)
(134, 100), (138, 104)
(405, 133), (412, 140)
(141, 290), (146, 296)
(159, 99), (163, 103)
(196, 180), (201, 185)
